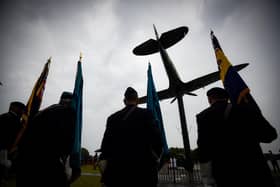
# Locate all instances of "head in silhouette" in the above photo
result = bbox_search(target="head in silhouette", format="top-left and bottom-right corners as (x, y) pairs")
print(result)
(59, 91), (73, 107)
(123, 87), (138, 106)
(207, 87), (229, 106)
(9, 101), (26, 118)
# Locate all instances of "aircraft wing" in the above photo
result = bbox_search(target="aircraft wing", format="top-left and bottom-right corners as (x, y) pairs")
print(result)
(181, 63), (249, 93)
(181, 71), (221, 93)
(138, 63), (248, 104)
(138, 88), (174, 104)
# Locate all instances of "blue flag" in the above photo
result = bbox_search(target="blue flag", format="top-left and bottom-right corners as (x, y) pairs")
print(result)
(71, 60), (84, 168)
(147, 63), (169, 155)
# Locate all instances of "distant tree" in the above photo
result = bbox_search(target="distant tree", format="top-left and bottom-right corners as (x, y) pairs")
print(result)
(81, 147), (90, 165)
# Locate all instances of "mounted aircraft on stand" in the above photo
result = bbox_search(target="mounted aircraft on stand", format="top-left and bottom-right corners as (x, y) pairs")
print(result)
(132, 25), (248, 172)
(133, 25), (248, 104)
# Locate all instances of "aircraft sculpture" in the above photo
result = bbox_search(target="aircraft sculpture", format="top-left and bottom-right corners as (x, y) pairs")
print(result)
(133, 25), (248, 171)
(133, 25), (248, 104)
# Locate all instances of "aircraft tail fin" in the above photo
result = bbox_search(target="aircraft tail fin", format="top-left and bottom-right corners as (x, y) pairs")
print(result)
(133, 26), (188, 56)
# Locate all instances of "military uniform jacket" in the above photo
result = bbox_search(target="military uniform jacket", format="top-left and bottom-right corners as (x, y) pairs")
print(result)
(196, 101), (277, 187)
(0, 112), (22, 151)
(100, 105), (163, 187)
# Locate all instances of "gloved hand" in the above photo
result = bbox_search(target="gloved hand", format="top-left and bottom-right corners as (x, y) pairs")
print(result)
(0, 149), (12, 168)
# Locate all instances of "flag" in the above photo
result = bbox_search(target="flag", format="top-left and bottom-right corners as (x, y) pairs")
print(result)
(146, 63), (169, 157)
(10, 58), (51, 152)
(210, 31), (260, 112)
(70, 59), (84, 169)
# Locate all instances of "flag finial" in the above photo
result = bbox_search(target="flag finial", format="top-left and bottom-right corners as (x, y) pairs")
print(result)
(79, 52), (83, 62)
(48, 57), (52, 63)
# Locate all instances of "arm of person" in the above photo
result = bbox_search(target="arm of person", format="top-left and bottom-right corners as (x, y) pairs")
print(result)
(61, 106), (81, 183)
(196, 114), (213, 163)
(99, 117), (114, 160)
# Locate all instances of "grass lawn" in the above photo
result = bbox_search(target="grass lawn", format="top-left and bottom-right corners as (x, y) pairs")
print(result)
(2, 165), (102, 187)
(72, 164), (102, 187)
(71, 175), (101, 187)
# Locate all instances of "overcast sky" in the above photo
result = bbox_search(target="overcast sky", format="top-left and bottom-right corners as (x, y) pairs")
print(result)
(0, 0), (279, 155)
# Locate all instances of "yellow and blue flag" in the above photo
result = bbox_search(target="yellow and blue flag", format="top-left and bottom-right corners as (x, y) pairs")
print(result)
(70, 59), (84, 168)
(210, 31), (260, 112)
(11, 58), (51, 152)
(147, 63), (169, 155)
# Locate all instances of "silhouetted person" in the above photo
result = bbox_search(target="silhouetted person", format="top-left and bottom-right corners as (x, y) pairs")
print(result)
(92, 152), (98, 170)
(269, 150), (280, 173)
(16, 92), (80, 187)
(99, 87), (163, 187)
(0, 101), (25, 184)
(196, 87), (277, 187)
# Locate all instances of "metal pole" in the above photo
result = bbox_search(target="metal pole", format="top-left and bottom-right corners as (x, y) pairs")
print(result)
(172, 157), (176, 183)
(177, 95), (193, 174)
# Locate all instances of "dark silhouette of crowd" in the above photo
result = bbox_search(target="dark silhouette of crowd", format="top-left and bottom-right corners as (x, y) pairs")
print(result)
(0, 87), (278, 187)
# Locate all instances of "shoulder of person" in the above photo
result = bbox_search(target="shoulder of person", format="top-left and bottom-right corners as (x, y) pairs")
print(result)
(0, 112), (7, 118)
(134, 107), (155, 118)
(198, 101), (229, 117)
(105, 108), (128, 125)
(0, 112), (13, 120)
(44, 104), (74, 113)
(108, 108), (125, 120)
(34, 104), (74, 121)
(135, 106), (150, 113)
(196, 106), (212, 119)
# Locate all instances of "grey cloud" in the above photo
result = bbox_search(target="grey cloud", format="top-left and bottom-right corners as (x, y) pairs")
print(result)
(199, 0), (248, 28)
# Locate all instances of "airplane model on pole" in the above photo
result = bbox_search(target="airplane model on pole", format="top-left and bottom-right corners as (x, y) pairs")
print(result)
(133, 25), (248, 172)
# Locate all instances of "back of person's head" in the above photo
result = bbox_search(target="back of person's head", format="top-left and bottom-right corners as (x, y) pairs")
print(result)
(207, 87), (229, 105)
(59, 91), (73, 106)
(207, 87), (229, 100)
(9, 101), (26, 116)
(124, 87), (138, 105)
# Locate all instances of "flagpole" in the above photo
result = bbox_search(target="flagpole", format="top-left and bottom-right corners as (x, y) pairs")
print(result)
(70, 53), (84, 169)
(176, 95), (193, 174)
